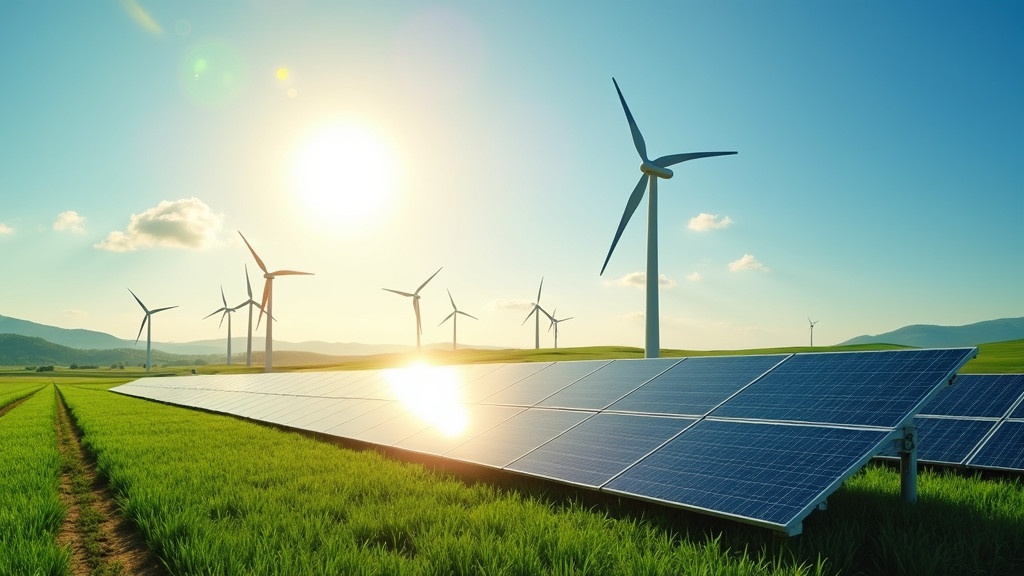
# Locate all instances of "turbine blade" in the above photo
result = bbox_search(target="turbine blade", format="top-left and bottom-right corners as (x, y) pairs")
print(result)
(218, 310), (227, 329)
(536, 277), (543, 303)
(135, 316), (147, 345)
(245, 264), (253, 299)
(414, 298), (422, 335)
(238, 231), (268, 274)
(150, 306), (177, 314)
(561, 317), (574, 322)
(383, 288), (415, 298)
(416, 266), (443, 295)
(256, 278), (271, 329)
(457, 311), (478, 321)
(612, 78), (649, 163)
(447, 288), (456, 311)
(203, 308), (221, 320)
(521, 305), (536, 326)
(127, 288), (148, 313)
(438, 311), (455, 326)
(220, 285), (227, 308)
(600, 174), (648, 275)
(270, 269), (314, 276)
(653, 151), (737, 168)
(540, 307), (555, 322)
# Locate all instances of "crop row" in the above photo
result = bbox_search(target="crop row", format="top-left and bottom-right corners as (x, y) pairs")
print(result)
(58, 384), (829, 576)
(0, 385), (69, 576)
(0, 381), (46, 412)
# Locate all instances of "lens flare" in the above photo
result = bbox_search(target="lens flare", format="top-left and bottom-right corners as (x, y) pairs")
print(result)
(386, 363), (468, 437)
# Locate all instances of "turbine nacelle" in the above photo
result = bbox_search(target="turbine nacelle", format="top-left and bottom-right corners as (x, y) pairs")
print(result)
(640, 162), (673, 179)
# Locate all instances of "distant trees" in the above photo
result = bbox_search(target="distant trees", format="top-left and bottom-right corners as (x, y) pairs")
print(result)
(34, 365), (54, 372)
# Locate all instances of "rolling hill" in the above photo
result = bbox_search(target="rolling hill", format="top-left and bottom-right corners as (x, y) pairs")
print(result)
(840, 317), (1024, 348)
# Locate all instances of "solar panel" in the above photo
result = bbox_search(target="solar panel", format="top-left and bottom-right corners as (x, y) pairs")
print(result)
(603, 419), (890, 534)
(876, 417), (997, 465)
(710, 348), (974, 427)
(480, 361), (611, 407)
(968, 420), (1024, 471)
(538, 358), (680, 410)
(920, 374), (1024, 418)
(460, 362), (551, 403)
(444, 408), (593, 468)
(396, 404), (526, 456)
(607, 355), (787, 416)
(507, 413), (694, 488)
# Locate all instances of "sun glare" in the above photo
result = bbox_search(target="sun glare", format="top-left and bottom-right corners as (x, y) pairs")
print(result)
(291, 121), (397, 230)
(386, 363), (468, 437)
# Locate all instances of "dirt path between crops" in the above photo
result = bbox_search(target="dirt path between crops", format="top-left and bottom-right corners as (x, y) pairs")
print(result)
(54, 390), (168, 576)
(0, 393), (33, 418)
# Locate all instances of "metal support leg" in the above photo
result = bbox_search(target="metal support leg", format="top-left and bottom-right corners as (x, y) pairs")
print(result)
(899, 425), (917, 503)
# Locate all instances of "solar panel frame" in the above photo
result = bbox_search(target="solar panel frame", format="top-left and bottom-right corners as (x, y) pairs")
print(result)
(919, 374), (1024, 418)
(966, 420), (1024, 471)
(875, 416), (999, 465)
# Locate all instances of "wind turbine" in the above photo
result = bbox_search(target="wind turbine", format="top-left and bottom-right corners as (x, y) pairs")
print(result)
(233, 264), (267, 368)
(521, 278), (547, 349)
(808, 317), (820, 347)
(204, 286), (236, 365)
(238, 231), (314, 373)
(383, 267), (443, 352)
(600, 77), (737, 358)
(542, 308), (574, 349)
(438, 289), (478, 351)
(128, 288), (177, 373)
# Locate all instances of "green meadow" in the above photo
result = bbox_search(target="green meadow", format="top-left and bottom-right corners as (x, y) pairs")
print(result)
(1, 340), (1022, 574)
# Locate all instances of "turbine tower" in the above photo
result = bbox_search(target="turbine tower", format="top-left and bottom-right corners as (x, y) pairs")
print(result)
(808, 317), (820, 347)
(600, 77), (737, 358)
(128, 288), (177, 373)
(238, 231), (313, 373)
(233, 264), (266, 368)
(438, 289), (478, 351)
(542, 308), (574, 349)
(203, 286), (236, 365)
(383, 267), (442, 352)
(521, 278), (547, 350)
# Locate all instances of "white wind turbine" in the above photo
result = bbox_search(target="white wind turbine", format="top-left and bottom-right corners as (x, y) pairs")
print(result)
(128, 288), (177, 373)
(238, 231), (313, 373)
(233, 265), (266, 368)
(600, 77), (737, 358)
(383, 267), (443, 352)
(808, 317), (820, 347)
(438, 289), (478, 351)
(521, 278), (548, 350)
(203, 286), (236, 365)
(542, 308), (574, 349)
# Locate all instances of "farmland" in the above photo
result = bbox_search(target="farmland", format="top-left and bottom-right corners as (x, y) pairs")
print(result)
(1, 342), (1022, 574)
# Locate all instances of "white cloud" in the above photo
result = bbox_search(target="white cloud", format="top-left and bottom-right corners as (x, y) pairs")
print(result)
(492, 298), (534, 313)
(53, 210), (86, 233)
(686, 271), (702, 282)
(95, 198), (224, 252)
(0, 223), (12, 235)
(728, 253), (770, 272)
(611, 272), (677, 289)
(688, 213), (733, 231)
(63, 309), (88, 319)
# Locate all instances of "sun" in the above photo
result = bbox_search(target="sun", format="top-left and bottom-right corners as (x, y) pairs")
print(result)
(291, 121), (397, 229)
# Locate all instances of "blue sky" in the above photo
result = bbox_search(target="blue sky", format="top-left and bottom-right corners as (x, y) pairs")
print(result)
(1, 1), (1021, 351)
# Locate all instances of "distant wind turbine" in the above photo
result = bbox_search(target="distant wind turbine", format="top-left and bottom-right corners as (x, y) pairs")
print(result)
(600, 77), (737, 358)
(203, 286), (236, 365)
(542, 308), (574, 349)
(238, 231), (314, 373)
(808, 317), (820, 347)
(234, 264), (267, 368)
(521, 278), (547, 350)
(128, 288), (177, 373)
(383, 267), (443, 352)
(438, 289), (478, 351)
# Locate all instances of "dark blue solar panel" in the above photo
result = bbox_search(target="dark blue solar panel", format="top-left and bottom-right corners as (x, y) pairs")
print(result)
(507, 413), (694, 487)
(481, 361), (611, 407)
(396, 405), (525, 456)
(920, 374), (1024, 418)
(444, 409), (592, 468)
(969, 421), (1024, 471)
(607, 355), (787, 416)
(604, 419), (889, 531)
(876, 417), (997, 465)
(538, 358), (681, 410)
(711, 348), (975, 427)
(461, 362), (552, 403)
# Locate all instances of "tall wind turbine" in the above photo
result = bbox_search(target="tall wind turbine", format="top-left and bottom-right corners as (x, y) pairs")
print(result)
(233, 264), (266, 368)
(521, 278), (547, 349)
(128, 288), (177, 373)
(383, 267), (442, 352)
(808, 317), (820, 347)
(238, 231), (314, 373)
(542, 308), (574, 349)
(600, 77), (737, 358)
(438, 289), (478, 351)
(204, 286), (236, 365)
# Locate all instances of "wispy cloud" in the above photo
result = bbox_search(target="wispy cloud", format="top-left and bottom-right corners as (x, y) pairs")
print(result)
(63, 309), (88, 319)
(0, 223), (12, 235)
(728, 254), (770, 273)
(53, 210), (86, 233)
(688, 213), (732, 231)
(95, 198), (224, 252)
(686, 271), (702, 282)
(492, 298), (534, 313)
(611, 272), (677, 289)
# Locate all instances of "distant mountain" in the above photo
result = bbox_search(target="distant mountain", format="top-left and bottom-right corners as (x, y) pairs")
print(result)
(0, 314), (130, 350)
(840, 317), (1024, 348)
(0, 333), (209, 367)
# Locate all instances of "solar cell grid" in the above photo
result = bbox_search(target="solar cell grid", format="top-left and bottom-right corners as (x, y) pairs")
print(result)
(710, 348), (974, 427)
(306, 399), (389, 434)
(920, 374), (1024, 418)
(480, 361), (610, 407)
(538, 358), (680, 410)
(444, 408), (593, 468)
(460, 362), (551, 404)
(507, 413), (694, 488)
(397, 404), (526, 457)
(968, 420), (1024, 471)
(608, 355), (787, 416)
(323, 401), (407, 438)
(876, 417), (997, 465)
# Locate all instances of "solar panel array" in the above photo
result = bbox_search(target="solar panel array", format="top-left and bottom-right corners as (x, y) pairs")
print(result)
(877, 374), (1024, 471)
(111, 348), (976, 536)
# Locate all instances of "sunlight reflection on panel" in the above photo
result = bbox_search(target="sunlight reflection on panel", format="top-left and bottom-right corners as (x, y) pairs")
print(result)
(385, 363), (468, 437)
